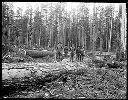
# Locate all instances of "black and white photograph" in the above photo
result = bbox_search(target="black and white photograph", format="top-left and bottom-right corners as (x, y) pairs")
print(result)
(2, 2), (127, 99)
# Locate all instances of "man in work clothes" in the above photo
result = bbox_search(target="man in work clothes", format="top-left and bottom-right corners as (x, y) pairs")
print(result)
(64, 46), (68, 57)
(80, 47), (85, 62)
(56, 42), (63, 61)
(70, 45), (75, 62)
(76, 46), (81, 62)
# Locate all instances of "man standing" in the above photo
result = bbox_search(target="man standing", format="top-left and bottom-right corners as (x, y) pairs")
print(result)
(76, 46), (81, 62)
(70, 44), (75, 62)
(64, 46), (68, 57)
(56, 42), (63, 62)
(80, 47), (85, 62)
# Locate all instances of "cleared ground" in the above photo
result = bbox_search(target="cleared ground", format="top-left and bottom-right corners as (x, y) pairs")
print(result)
(2, 57), (127, 99)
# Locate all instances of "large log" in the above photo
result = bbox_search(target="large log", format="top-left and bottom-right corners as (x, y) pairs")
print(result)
(2, 62), (77, 97)
(8, 45), (55, 59)
(2, 62), (126, 98)
(26, 50), (55, 58)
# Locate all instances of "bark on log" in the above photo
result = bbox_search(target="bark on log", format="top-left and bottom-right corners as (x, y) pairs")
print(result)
(9, 45), (55, 59)
(26, 50), (55, 58)
(2, 61), (126, 97)
(2, 62), (76, 97)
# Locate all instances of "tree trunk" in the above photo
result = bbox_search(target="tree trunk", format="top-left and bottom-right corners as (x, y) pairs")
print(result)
(27, 22), (29, 48)
(92, 3), (96, 58)
(120, 4), (126, 53)
(82, 26), (84, 48)
(39, 26), (41, 48)
(8, 25), (10, 46)
(99, 24), (103, 57)
(108, 15), (113, 52)
(106, 33), (107, 51)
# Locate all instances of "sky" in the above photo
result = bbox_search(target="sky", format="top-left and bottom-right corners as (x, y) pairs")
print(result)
(6, 2), (120, 18)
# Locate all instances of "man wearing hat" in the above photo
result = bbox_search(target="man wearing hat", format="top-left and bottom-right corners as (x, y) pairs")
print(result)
(56, 42), (63, 61)
(76, 46), (81, 62)
(70, 44), (75, 62)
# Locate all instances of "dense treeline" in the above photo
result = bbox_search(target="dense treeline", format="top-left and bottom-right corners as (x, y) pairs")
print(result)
(2, 2), (126, 54)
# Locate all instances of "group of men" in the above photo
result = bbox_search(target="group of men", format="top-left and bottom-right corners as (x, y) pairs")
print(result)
(56, 42), (85, 62)
(70, 45), (84, 62)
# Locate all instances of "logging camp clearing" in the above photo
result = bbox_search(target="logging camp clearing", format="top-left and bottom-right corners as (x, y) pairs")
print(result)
(2, 2), (127, 99)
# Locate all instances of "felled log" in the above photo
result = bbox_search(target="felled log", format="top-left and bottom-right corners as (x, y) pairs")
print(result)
(2, 61), (126, 98)
(2, 62), (75, 97)
(2, 68), (58, 97)
(92, 59), (105, 68)
(8, 45), (55, 59)
(26, 50), (55, 58)
(106, 60), (126, 69)
(3, 56), (25, 63)
(92, 55), (105, 65)
(2, 60), (96, 97)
